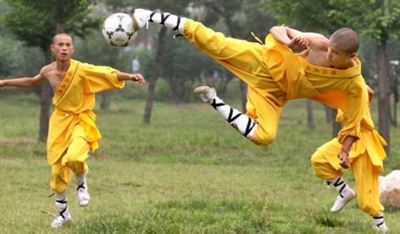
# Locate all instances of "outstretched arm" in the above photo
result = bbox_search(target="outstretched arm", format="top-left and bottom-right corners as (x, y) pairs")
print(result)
(116, 72), (146, 85)
(0, 74), (45, 88)
(269, 26), (329, 51)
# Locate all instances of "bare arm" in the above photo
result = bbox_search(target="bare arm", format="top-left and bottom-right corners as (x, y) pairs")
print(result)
(0, 74), (45, 88)
(116, 71), (146, 85)
(337, 135), (358, 169)
(269, 26), (300, 45)
(269, 26), (329, 51)
(367, 85), (374, 103)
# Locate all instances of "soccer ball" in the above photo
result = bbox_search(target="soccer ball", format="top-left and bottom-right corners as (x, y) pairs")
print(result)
(102, 12), (138, 47)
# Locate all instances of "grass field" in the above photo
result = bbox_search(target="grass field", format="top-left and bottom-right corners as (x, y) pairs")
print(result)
(0, 88), (400, 234)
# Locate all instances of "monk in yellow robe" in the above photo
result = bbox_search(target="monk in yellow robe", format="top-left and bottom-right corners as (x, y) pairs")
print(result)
(0, 33), (145, 228)
(131, 9), (388, 232)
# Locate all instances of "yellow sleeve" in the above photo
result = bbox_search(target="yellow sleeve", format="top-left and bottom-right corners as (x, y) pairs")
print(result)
(264, 34), (309, 99)
(311, 74), (370, 144)
(81, 63), (125, 93)
(336, 77), (369, 143)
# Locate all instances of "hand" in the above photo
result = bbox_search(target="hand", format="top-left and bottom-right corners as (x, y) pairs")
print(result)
(338, 149), (351, 169)
(288, 35), (309, 51)
(129, 73), (145, 85)
(0, 80), (5, 87)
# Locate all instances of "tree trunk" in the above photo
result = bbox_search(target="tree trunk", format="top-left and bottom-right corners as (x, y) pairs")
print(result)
(306, 100), (315, 130)
(216, 73), (232, 97)
(38, 49), (52, 142)
(330, 108), (341, 137)
(168, 77), (179, 103)
(392, 98), (397, 127)
(390, 70), (398, 127)
(143, 27), (167, 124)
(239, 80), (247, 112)
(376, 40), (390, 152)
(100, 92), (112, 110)
(325, 106), (332, 123)
(39, 82), (52, 142)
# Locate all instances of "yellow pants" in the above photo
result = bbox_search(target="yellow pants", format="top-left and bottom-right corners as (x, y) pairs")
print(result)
(311, 138), (384, 216)
(50, 126), (90, 192)
(185, 20), (287, 145)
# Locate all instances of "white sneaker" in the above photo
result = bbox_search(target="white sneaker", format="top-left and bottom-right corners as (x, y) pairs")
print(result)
(330, 186), (356, 213)
(133, 8), (152, 29)
(194, 86), (217, 103)
(373, 222), (389, 233)
(51, 213), (71, 228)
(77, 186), (90, 207)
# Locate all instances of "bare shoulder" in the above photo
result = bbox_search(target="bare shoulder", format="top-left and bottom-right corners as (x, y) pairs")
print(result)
(40, 63), (56, 73)
(39, 63), (56, 77)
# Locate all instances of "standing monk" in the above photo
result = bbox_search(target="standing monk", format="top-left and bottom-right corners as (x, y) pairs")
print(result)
(0, 33), (145, 228)
(130, 9), (388, 232)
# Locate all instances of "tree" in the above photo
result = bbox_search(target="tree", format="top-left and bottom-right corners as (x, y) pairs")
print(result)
(4, 0), (99, 142)
(138, 0), (192, 124)
(306, 100), (315, 130)
(159, 33), (225, 103)
(0, 37), (20, 77)
(0, 1), (31, 77)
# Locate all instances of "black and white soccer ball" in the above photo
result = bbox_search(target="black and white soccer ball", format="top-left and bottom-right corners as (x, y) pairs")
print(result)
(102, 12), (138, 47)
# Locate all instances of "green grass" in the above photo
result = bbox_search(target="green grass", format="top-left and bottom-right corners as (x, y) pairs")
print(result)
(0, 91), (399, 233)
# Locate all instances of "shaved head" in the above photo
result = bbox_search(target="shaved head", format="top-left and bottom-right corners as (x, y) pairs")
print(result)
(330, 28), (359, 54)
(52, 33), (74, 44)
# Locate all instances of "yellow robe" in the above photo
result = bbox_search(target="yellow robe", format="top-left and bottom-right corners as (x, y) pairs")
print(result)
(264, 34), (387, 162)
(47, 59), (124, 191)
(184, 19), (387, 216)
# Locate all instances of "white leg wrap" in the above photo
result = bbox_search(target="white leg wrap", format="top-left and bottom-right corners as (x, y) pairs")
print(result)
(328, 177), (347, 193)
(148, 11), (187, 34)
(211, 96), (257, 139)
(55, 192), (69, 218)
(75, 172), (88, 190)
(372, 212), (385, 226)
